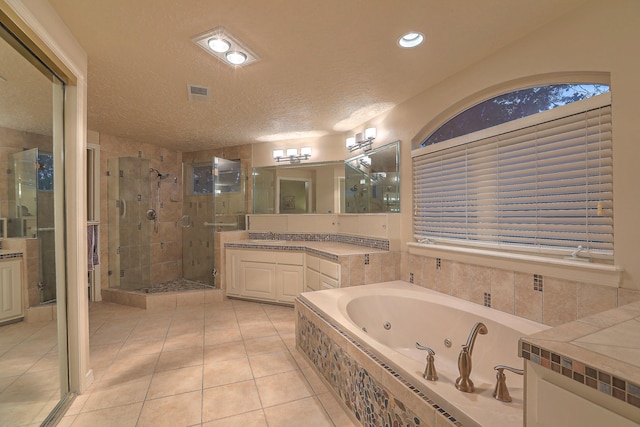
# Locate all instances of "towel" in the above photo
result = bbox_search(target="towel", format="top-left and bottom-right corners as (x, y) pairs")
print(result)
(88, 225), (100, 271)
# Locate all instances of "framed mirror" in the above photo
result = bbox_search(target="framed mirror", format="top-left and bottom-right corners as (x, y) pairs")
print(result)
(253, 161), (344, 214)
(344, 141), (400, 213)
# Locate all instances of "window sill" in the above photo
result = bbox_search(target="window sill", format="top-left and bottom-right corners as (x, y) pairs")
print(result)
(407, 242), (623, 288)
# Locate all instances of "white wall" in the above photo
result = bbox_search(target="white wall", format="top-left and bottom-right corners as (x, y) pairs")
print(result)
(353, 0), (640, 291)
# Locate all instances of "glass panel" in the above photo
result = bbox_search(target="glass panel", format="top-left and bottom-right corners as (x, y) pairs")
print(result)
(0, 24), (69, 424)
(344, 141), (400, 213)
(421, 84), (610, 147)
(107, 157), (152, 290)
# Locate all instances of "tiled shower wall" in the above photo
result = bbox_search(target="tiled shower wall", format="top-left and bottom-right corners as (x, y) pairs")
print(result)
(182, 144), (252, 286)
(402, 253), (640, 327)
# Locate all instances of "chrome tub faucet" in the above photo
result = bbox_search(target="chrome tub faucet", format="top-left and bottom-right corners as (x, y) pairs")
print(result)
(415, 342), (438, 381)
(455, 322), (488, 392)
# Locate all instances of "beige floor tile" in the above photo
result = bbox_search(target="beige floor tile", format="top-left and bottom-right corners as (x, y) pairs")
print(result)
(81, 375), (152, 412)
(137, 390), (202, 427)
(249, 350), (298, 378)
(263, 396), (334, 427)
(255, 370), (313, 407)
(118, 336), (165, 357)
(301, 367), (330, 395)
(317, 391), (358, 427)
(204, 327), (243, 345)
(203, 357), (253, 388)
(202, 380), (262, 422)
(162, 332), (204, 352)
(201, 409), (267, 427)
(203, 341), (247, 364)
(99, 353), (159, 386)
(69, 402), (142, 427)
(147, 365), (203, 400)
(239, 323), (279, 340)
(55, 415), (76, 427)
(244, 335), (288, 357)
(155, 346), (204, 372)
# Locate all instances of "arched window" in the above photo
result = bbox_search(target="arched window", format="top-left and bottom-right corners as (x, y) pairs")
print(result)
(412, 83), (612, 257)
(420, 84), (609, 147)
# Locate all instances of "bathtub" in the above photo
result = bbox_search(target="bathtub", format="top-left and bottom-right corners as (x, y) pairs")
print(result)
(295, 281), (548, 427)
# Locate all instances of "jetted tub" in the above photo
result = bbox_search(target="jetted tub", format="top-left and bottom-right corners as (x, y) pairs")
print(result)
(296, 281), (549, 427)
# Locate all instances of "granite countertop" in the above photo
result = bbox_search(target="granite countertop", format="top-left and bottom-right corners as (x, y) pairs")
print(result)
(224, 239), (388, 258)
(521, 300), (640, 408)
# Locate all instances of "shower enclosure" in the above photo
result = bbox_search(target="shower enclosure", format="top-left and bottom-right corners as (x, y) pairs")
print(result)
(182, 157), (246, 286)
(10, 148), (56, 303)
(107, 157), (153, 290)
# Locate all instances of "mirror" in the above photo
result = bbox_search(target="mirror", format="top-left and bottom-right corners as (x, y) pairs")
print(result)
(344, 141), (400, 213)
(253, 161), (344, 214)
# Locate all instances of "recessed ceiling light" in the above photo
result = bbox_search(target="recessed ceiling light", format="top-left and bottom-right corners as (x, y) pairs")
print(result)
(226, 51), (247, 65)
(398, 32), (424, 48)
(208, 38), (230, 53)
(192, 26), (259, 67)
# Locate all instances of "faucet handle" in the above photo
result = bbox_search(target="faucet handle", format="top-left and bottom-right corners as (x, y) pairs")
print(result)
(415, 342), (435, 356)
(493, 365), (524, 402)
(415, 342), (438, 381)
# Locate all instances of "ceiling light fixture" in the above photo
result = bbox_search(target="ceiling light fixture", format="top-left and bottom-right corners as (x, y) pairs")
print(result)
(398, 32), (424, 48)
(346, 127), (376, 152)
(192, 26), (259, 67)
(226, 51), (247, 65)
(208, 38), (230, 53)
(273, 147), (312, 163)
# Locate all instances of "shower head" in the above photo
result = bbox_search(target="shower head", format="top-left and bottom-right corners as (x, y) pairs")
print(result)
(149, 168), (170, 180)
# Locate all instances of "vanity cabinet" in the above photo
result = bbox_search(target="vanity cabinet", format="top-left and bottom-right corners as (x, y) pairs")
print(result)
(305, 254), (340, 291)
(226, 249), (304, 304)
(0, 259), (23, 323)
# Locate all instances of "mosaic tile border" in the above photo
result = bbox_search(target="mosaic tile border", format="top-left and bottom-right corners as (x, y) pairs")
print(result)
(297, 299), (464, 427)
(247, 232), (390, 251)
(0, 252), (23, 260)
(520, 340), (640, 409)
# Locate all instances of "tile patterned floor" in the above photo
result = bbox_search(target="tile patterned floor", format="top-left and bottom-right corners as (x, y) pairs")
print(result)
(0, 319), (60, 427)
(58, 298), (357, 427)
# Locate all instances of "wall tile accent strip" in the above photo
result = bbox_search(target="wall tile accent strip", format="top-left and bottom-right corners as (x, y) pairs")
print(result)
(520, 340), (640, 409)
(297, 299), (464, 427)
(247, 232), (390, 250)
(0, 252), (23, 259)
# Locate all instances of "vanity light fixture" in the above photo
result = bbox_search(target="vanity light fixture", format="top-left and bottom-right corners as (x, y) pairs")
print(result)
(346, 127), (376, 152)
(273, 147), (312, 163)
(192, 26), (259, 67)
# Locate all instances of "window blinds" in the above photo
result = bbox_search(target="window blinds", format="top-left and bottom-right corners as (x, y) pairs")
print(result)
(413, 97), (613, 255)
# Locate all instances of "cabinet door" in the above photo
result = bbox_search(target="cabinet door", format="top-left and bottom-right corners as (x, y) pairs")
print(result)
(276, 264), (304, 303)
(305, 267), (320, 292)
(0, 260), (22, 322)
(226, 250), (240, 296)
(239, 261), (276, 300)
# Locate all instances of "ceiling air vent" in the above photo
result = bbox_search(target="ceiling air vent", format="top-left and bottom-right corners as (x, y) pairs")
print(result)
(187, 84), (210, 102)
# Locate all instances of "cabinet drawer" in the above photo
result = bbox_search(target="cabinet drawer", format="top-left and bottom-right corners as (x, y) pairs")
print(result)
(277, 251), (304, 265)
(319, 259), (340, 280)
(232, 250), (277, 263)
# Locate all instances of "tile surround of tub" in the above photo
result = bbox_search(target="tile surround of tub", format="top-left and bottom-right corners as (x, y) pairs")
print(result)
(403, 253), (629, 328)
(296, 300), (464, 427)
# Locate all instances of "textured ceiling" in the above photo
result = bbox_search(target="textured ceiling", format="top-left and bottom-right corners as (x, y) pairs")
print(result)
(8, 0), (589, 151)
